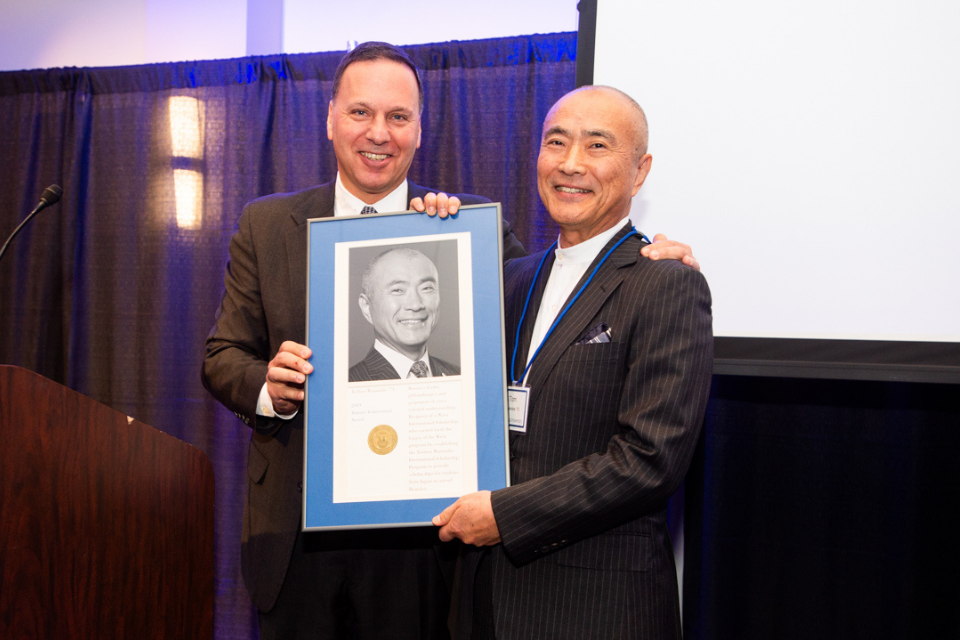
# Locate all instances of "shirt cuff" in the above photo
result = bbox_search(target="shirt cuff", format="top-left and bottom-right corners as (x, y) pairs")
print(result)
(256, 382), (297, 420)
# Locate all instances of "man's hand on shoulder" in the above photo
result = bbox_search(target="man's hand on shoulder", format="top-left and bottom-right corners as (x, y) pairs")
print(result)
(433, 490), (501, 546)
(640, 233), (701, 271)
(410, 192), (461, 218)
(266, 341), (313, 415)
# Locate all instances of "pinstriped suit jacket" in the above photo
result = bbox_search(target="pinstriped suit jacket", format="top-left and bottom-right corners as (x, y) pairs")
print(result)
(348, 347), (461, 381)
(201, 180), (523, 613)
(457, 224), (713, 639)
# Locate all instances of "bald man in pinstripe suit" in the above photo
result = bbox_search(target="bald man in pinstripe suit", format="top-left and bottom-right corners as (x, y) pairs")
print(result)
(434, 86), (714, 639)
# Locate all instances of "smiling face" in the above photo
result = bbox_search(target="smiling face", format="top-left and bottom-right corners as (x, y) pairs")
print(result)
(327, 59), (422, 204)
(359, 249), (440, 361)
(537, 87), (653, 247)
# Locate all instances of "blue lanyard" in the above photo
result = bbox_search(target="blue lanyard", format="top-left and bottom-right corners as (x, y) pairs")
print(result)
(510, 227), (642, 385)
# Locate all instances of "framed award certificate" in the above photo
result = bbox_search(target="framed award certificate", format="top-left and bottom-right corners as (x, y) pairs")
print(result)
(303, 204), (510, 530)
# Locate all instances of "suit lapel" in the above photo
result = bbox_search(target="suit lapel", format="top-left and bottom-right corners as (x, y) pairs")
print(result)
(366, 349), (401, 379)
(284, 182), (336, 339)
(512, 251), (554, 384)
(525, 227), (640, 408)
(407, 181), (427, 207)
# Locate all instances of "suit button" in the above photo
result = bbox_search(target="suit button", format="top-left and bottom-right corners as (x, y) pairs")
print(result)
(297, 481), (303, 493)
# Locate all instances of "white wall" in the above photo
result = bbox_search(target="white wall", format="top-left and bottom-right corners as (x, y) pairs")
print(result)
(283, 0), (577, 54)
(144, 0), (248, 64)
(0, 0), (578, 72)
(0, 0), (247, 71)
(1, 0), (148, 71)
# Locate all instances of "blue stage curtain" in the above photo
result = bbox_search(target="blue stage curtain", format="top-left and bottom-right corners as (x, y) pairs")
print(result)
(0, 33), (575, 640)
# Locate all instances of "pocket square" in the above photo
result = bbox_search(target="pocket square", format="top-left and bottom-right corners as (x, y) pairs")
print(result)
(577, 323), (611, 344)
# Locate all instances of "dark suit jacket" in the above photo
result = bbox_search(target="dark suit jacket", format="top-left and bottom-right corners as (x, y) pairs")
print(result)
(456, 225), (713, 640)
(201, 179), (524, 612)
(348, 347), (461, 381)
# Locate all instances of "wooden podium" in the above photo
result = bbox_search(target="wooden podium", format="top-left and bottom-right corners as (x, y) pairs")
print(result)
(0, 365), (214, 638)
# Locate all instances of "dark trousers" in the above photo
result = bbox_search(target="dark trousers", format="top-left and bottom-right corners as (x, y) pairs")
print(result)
(258, 527), (454, 640)
(468, 551), (496, 640)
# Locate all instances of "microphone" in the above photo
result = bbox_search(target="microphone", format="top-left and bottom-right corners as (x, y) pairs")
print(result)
(0, 185), (63, 265)
(39, 184), (63, 207)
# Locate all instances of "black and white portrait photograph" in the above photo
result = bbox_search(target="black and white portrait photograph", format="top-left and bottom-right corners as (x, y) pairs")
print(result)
(346, 239), (461, 383)
(324, 230), (480, 507)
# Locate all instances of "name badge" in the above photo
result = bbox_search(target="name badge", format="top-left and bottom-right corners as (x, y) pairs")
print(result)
(508, 386), (530, 433)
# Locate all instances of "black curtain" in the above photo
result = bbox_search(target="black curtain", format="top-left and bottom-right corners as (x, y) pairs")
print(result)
(0, 33), (575, 640)
(684, 376), (960, 639)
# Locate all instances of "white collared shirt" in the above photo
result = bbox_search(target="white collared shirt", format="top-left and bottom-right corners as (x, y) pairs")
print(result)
(374, 339), (433, 378)
(333, 173), (409, 218)
(524, 217), (632, 379)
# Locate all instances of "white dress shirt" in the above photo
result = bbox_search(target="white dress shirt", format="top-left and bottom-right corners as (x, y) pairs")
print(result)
(333, 173), (409, 218)
(523, 217), (632, 384)
(374, 339), (433, 378)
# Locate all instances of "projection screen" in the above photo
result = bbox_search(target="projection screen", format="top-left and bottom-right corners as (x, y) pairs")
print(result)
(585, 0), (960, 380)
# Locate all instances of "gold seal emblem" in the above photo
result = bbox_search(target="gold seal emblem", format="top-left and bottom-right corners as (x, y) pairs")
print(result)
(368, 424), (398, 455)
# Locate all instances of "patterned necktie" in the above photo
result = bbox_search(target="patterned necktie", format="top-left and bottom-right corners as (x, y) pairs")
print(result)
(360, 205), (377, 215)
(409, 360), (429, 378)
